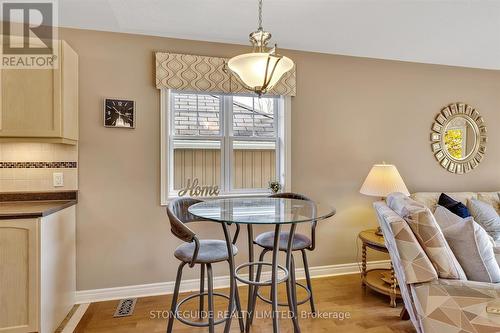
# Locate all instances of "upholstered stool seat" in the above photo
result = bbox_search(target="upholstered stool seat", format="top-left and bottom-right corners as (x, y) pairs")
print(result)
(254, 231), (311, 251)
(174, 240), (239, 264)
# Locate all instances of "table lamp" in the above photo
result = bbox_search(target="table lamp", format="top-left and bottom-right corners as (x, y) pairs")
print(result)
(360, 163), (410, 236)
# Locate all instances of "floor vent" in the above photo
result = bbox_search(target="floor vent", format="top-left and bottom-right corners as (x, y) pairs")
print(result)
(113, 298), (137, 318)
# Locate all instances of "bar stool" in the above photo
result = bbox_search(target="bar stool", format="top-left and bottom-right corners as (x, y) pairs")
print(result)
(166, 198), (244, 333)
(250, 192), (318, 320)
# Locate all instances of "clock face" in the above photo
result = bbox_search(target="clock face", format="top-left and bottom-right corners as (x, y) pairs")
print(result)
(104, 98), (135, 128)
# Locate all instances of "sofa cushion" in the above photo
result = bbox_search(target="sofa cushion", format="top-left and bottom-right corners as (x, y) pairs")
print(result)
(411, 192), (477, 210)
(468, 198), (500, 241)
(478, 192), (500, 214)
(402, 205), (467, 280)
(411, 280), (500, 333)
(434, 206), (500, 283)
(438, 193), (471, 218)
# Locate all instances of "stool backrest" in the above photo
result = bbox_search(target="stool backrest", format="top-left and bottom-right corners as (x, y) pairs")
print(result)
(167, 198), (204, 243)
(270, 192), (317, 250)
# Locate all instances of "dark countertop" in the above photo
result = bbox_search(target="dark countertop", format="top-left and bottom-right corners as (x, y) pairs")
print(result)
(0, 200), (77, 219)
(0, 191), (78, 220)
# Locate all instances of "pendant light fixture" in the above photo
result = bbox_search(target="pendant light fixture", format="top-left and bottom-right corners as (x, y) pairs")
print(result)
(228, 0), (294, 96)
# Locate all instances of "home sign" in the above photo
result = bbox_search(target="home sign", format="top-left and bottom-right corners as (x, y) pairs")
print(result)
(178, 178), (220, 197)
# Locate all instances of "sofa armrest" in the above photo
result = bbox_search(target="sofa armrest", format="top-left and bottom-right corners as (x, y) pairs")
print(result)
(411, 280), (500, 332)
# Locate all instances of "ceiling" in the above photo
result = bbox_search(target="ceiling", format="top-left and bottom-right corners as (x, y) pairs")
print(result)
(58, 0), (500, 70)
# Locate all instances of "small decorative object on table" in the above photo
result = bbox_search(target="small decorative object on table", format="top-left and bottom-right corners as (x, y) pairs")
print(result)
(268, 180), (282, 194)
(104, 98), (135, 128)
(359, 228), (401, 307)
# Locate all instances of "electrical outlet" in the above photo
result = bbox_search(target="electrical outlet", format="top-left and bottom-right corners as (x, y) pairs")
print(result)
(53, 172), (64, 187)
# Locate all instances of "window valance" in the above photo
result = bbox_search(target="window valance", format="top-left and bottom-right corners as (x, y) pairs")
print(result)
(155, 52), (296, 97)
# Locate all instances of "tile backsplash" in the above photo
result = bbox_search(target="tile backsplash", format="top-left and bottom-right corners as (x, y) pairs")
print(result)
(0, 143), (78, 192)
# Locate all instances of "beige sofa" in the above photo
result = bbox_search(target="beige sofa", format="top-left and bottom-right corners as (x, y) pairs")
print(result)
(374, 192), (500, 333)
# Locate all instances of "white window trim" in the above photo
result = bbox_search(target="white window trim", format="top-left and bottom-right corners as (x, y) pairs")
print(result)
(160, 89), (291, 205)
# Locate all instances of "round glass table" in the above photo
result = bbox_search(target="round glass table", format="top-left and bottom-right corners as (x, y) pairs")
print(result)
(189, 197), (336, 333)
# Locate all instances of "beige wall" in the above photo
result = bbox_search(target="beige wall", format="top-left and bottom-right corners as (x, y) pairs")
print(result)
(58, 28), (500, 291)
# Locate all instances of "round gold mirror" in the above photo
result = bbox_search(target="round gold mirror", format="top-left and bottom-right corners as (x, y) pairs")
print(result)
(430, 103), (487, 174)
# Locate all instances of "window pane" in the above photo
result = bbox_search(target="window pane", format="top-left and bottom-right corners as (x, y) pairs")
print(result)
(173, 93), (220, 136)
(233, 96), (275, 137)
(173, 140), (221, 191)
(232, 141), (276, 190)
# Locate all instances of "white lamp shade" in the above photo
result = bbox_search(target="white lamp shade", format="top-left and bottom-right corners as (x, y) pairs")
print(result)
(360, 164), (410, 197)
(228, 52), (294, 91)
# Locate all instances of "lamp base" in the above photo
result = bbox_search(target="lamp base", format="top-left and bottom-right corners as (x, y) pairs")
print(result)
(375, 227), (384, 237)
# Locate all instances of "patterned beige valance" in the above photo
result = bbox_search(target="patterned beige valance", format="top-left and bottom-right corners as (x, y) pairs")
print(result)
(155, 52), (296, 96)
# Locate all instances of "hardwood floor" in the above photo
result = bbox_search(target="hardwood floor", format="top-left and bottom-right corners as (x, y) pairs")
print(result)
(75, 274), (416, 333)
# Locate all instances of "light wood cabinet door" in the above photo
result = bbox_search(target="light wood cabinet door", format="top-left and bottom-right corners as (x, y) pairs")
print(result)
(0, 67), (61, 137)
(0, 40), (78, 144)
(0, 220), (39, 333)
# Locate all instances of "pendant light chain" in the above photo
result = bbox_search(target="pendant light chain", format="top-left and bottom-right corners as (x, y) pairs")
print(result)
(258, 0), (263, 29)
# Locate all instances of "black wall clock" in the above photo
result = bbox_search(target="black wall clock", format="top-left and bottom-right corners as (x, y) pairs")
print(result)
(104, 98), (135, 128)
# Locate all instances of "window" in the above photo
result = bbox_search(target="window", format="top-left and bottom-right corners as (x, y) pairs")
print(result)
(161, 90), (290, 202)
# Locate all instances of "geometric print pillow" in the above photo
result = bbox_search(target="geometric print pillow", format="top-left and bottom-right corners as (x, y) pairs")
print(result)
(388, 217), (439, 284)
(402, 205), (467, 280)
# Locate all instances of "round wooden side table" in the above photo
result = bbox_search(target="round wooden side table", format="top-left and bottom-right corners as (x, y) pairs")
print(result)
(358, 229), (401, 307)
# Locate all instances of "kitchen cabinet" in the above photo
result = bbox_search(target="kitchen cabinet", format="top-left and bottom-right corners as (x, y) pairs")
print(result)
(0, 205), (76, 333)
(0, 40), (78, 144)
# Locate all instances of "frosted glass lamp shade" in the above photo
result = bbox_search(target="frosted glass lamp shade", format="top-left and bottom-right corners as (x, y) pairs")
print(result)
(360, 164), (410, 197)
(228, 52), (294, 94)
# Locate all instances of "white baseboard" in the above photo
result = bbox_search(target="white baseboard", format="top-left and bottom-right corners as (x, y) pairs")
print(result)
(75, 260), (390, 304)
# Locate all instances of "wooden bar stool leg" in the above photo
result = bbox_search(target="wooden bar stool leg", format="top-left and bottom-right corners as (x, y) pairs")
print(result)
(167, 262), (186, 333)
(207, 263), (215, 333)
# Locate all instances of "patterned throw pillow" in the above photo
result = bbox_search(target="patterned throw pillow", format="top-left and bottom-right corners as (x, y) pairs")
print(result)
(434, 206), (500, 283)
(387, 218), (439, 284)
(401, 205), (467, 280)
(468, 198), (500, 241)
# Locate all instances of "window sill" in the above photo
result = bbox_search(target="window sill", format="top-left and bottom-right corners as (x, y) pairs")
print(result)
(162, 191), (273, 205)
